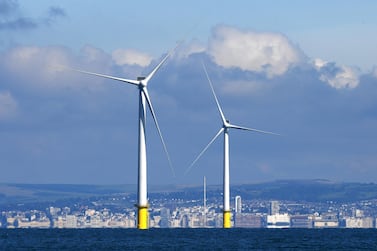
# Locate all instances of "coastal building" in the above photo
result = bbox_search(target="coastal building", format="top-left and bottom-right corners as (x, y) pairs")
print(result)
(16, 218), (50, 228)
(267, 213), (290, 228)
(270, 201), (280, 215)
(234, 214), (264, 228)
(345, 217), (374, 228)
(65, 215), (77, 228)
(189, 214), (202, 228)
(312, 213), (339, 228)
(290, 215), (313, 228)
(123, 216), (136, 228)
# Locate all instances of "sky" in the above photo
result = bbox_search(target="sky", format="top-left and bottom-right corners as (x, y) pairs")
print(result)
(1, 0), (377, 186)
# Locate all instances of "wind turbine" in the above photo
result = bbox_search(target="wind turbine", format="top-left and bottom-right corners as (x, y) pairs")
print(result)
(186, 62), (278, 228)
(73, 48), (177, 230)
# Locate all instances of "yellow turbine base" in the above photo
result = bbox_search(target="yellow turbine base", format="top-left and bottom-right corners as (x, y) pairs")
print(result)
(223, 210), (231, 228)
(137, 206), (149, 230)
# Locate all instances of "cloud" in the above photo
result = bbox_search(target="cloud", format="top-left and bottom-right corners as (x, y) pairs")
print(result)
(0, 17), (37, 30)
(0, 0), (37, 31)
(0, 90), (17, 120)
(0, 25), (376, 184)
(0, 0), (17, 15)
(44, 6), (66, 26)
(0, 0), (65, 31)
(0, 44), (149, 92)
(48, 6), (66, 18)
(2, 45), (72, 84)
(314, 59), (360, 89)
(0, 44), (151, 107)
(80, 45), (111, 64)
(182, 25), (362, 91)
(112, 49), (152, 67)
(207, 25), (306, 78)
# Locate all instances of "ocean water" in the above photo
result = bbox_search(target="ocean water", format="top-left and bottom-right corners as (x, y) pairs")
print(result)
(1, 228), (377, 250)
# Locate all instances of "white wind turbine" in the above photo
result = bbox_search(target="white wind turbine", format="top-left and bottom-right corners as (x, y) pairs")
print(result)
(186, 62), (278, 228)
(73, 48), (177, 230)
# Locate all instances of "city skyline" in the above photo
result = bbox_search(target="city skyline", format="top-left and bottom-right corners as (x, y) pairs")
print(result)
(1, 1), (377, 185)
(3, 186), (377, 229)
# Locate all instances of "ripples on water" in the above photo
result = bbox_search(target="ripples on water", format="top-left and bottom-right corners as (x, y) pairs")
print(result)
(1, 228), (377, 250)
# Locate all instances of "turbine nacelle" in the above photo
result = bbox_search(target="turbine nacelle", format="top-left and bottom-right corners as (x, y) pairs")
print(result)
(223, 119), (231, 128)
(137, 76), (147, 87)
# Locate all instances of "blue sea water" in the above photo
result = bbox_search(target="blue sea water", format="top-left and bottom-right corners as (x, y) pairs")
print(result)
(1, 228), (377, 250)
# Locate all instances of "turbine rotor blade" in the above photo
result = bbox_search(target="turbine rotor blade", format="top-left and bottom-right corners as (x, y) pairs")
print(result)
(72, 68), (139, 86)
(184, 127), (224, 176)
(142, 88), (176, 177)
(202, 62), (227, 125)
(229, 123), (280, 136)
(144, 41), (183, 83)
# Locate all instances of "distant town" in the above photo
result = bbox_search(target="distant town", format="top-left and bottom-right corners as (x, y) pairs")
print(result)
(2, 181), (377, 229)
(3, 197), (377, 229)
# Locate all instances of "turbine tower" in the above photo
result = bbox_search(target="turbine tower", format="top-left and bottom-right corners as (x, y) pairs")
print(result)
(73, 48), (176, 230)
(186, 62), (278, 228)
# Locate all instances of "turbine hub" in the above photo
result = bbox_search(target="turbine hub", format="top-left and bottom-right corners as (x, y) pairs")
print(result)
(138, 76), (147, 87)
(224, 120), (231, 128)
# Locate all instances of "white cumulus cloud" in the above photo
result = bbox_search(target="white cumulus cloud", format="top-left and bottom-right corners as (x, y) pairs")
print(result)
(112, 49), (152, 67)
(314, 59), (360, 89)
(208, 25), (305, 78)
(80, 45), (110, 64)
(1, 45), (116, 91)
(3, 45), (71, 82)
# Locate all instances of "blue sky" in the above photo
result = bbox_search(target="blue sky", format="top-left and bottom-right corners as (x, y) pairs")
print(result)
(1, 0), (377, 185)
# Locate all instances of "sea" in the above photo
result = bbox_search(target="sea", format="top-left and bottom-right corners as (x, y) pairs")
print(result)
(1, 228), (377, 250)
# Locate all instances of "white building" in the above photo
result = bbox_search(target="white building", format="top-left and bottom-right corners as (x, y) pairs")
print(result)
(312, 214), (339, 228)
(267, 213), (290, 228)
(189, 214), (202, 228)
(65, 215), (77, 228)
(346, 217), (374, 228)
(16, 219), (50, 228)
